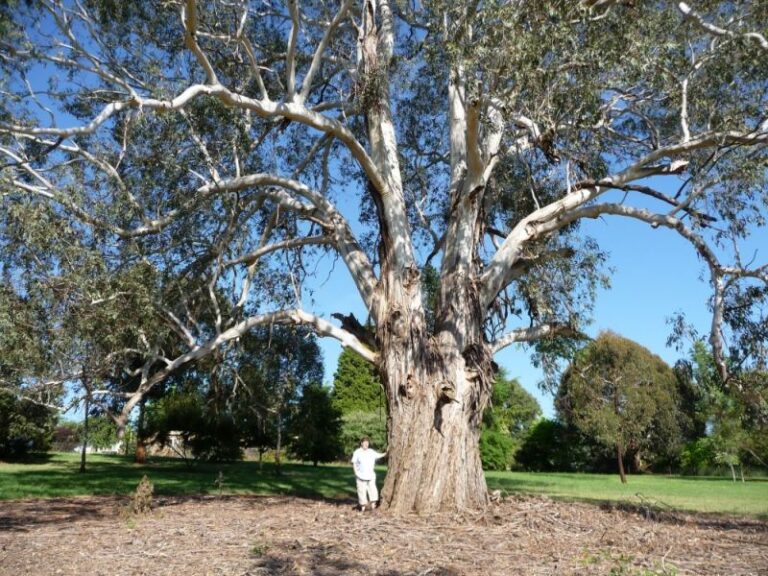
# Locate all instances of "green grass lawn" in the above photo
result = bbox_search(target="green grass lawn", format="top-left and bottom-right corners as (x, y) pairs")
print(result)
(2, 452), (766, 518)
(485, 470), (768, 518)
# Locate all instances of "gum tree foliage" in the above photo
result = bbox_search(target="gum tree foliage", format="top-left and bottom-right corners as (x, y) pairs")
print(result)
(0, 285), (59, 457)
(556, 332), (682, 483)
(0, 0), (767, 512)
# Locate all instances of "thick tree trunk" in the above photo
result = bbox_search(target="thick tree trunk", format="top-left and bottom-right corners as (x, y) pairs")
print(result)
(356, 0), (491, 514)
(381, 368), (489, 514)
(377, 280), (492, 514)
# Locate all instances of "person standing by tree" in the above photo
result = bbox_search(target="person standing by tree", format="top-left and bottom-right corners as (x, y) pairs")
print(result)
(351, 436), (387, 512)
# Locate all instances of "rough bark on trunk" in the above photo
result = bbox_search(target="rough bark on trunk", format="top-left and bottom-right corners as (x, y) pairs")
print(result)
(377, 276), (492, 514)
(381, 360), (490, 514)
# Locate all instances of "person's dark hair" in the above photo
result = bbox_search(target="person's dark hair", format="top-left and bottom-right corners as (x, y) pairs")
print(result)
(360, 436), (370, 444)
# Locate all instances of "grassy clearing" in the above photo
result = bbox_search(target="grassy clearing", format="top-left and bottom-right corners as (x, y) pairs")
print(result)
(2, 452), (766, 518)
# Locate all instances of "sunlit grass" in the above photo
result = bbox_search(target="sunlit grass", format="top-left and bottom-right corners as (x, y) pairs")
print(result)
(485, 470), (768, 518)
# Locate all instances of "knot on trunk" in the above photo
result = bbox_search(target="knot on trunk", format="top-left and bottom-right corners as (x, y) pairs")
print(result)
(436, 381), (458, 405)
(398, 373), (416, 400)
(388, 308), (407, 340)
(462, 343), (494, 427)
(403, 265), (420, 289)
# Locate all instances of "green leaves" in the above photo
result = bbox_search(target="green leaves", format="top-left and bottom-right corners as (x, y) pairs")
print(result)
(331, 348), (383, 415)
(557, 332), (682, 470)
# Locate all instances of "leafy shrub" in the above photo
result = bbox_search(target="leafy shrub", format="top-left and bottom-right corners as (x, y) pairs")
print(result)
(480, 429), (515, 471)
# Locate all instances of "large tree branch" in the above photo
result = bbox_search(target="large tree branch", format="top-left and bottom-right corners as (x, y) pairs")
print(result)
(298, 0), (354, 104)
(491, 323), (586, 354)
(285, 0), (300, 99)
(678, 2), (768, 51)
(531, 201), (765, 381)
(480, 128), (767, 309)
(5, 147), (380, 312)
(182, 0), (219, 84)
(0, 84), (387, 193)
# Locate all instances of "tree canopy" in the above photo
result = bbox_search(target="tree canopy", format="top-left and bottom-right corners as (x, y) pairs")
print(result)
(1, 0), (766, 512)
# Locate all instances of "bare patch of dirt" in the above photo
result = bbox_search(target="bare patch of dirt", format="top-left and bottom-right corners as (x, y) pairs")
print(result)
(1, 494), (766, 575)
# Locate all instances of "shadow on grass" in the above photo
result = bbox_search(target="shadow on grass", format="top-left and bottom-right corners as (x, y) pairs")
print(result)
(598, 499), (768, 532)
(0, 452), (55, 465)
(1, 454), (358, 505)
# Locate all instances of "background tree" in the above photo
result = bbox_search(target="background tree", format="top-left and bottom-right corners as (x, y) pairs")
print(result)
(556, 332), (681, 483)
(339, 411), (388, 459)
(77, 413), (120, 452)
(480, 370), (541, 470)
(1, 0), (767, 512)
(145, 326), (324, 462)
(331, 348), (383, 415)
(514, 418), (613, 473)
(331, 348), (387, 457)
(678, 341), (768, 477)
(290, 383), (343, 466)
(0, 394), (57, 459)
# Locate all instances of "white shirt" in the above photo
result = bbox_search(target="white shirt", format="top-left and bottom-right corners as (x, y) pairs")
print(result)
(351, 447), (385, 481)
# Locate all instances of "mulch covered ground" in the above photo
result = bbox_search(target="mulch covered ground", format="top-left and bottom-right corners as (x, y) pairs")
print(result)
(1, 494), (766, 575)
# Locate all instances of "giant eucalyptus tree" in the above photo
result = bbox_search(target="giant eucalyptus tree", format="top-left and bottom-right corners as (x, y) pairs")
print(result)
(1, 0), (767, 513)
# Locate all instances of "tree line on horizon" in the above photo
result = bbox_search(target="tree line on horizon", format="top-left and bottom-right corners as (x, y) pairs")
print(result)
(5, 330), (766, 483)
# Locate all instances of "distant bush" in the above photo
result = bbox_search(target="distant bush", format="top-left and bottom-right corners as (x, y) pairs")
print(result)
(480, 429), (515, 471)
(680, 437), (717, 474)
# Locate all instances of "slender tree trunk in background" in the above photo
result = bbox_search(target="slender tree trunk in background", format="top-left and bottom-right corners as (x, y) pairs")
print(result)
(617, 443), (627, 484)
(275, 412), (282, 476)
(134, 398), (147, 464)
(79, 394), (90, 473)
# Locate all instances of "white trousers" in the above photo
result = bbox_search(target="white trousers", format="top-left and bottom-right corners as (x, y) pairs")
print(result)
(356, 477), (378, 505)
